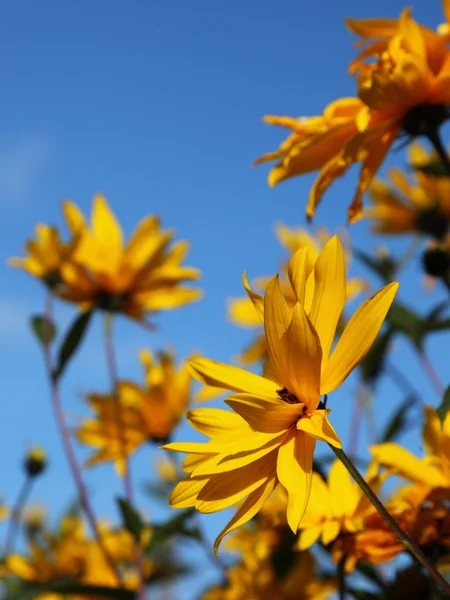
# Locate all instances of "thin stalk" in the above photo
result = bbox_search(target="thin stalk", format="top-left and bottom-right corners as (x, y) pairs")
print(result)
(4, 477), (33, 555)
(417, 349), (445, 397)
(102, 313), (147, 600)
(348, 386), (363, 461)
(42, 294), (122, 583)
(428, 131), (450, 176)
(395, 236), (422, 275)
(330, 444), (450, 596)
(338, 556), (347, 600)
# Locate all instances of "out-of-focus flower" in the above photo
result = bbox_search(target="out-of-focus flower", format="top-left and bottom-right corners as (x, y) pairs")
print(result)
(346, 4), (450, 74)
(59, 195), (202, 319)
(296, 460), (379, 550)
(371, 405), (450, 489)
(0, 496), (8, 521)
(164, 237), (398, 552)
(228, 225), (369, 365)
(6, 515), (154, 598)
(9, 223), (77, 289)
(256, 12), (450, 223)
(75, 349), (193, 472)
(23, 505), (47, 536)
(24, 446), (47, 478)
(155, 455), (179, 484)
(366, 143), (450, 236)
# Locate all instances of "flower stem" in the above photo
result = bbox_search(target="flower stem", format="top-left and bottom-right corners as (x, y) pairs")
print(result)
(103, 313), (147, 600)
(427, 131), (450, 176)
(329, 444), (450, 596)
(4, 476), (33, 555)
(417, 349), (445, 398)
(338, 556), (346, 600)
(42, 294), (122, 583)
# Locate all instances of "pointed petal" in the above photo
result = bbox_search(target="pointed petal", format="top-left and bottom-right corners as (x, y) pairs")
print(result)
(281, 302), (322, 409)
(309, 236), (346, 362)
(189, 357), (279, 400)
(287, 248), (309, 304)
(226, 393), (304, 433)
(297, 410), (342, 448)
(296, 525), (323, 550)
(62, 200), (87, 235)
(242, 271), (264, 323)
(321, 282), (399, 394)
(192, 441), (282, 476)
(213, 477), (277, 555)
(187, 408), (246, 439)
(170, 476), (208, 508)
(91, 194), (123, 254)
(322, 520), (341, 545)
(264, 275), (291, 382)
(277, 429), (315, 532)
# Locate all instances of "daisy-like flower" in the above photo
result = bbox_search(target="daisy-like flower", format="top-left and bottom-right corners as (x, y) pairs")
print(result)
(228, 224), (368, 365)
(366, 142), (450, 237)
(75, 349), (193, 471)
(164, 236), (398, 552)
(256, 11), (450, 223)
(61, 194), (201, 319)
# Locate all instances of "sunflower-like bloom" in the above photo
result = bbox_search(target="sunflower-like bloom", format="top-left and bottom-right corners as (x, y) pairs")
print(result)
(58, 195), (201, 319)
(296, 460), (380, 551)
(9, 223), (76, 288)
(75, 349), (193, 471)
(256, 11), (450, 223)
(228, 224), (368, 365)
(366, 142), (450, 237)
(164, 236), (398, 552)
(6, 515), (154, 595)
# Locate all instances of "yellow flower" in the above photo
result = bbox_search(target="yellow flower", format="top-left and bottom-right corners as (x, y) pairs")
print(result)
(76, 349), (193, 471)
(371, 405), (450, 488)
(164, 236), (398, 552)
(366, 142), (450, 236)
(9, 223), (76, 288)
(296, 460), (378, 551)
(60, 194), (201, 319)
(256, 12), (450, 223)
(228, 224), (369, 365)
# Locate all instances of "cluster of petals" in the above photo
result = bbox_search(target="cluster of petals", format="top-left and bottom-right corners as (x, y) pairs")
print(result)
(256, 9), (450, 223)
(164, 236), (398, 552)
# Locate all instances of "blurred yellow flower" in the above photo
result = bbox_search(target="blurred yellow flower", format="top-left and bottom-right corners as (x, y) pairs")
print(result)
(366, 143), (450, 236)
(6, 515), (154, 598)
(9, 223), (76, 288)
(164, 236), (398, 552)
(59, 195), (201, 318)
(296, 460), (378, 551)
(228, 225), (368, 365)
(76, 349), (193, 472)
(256, 11), (450, 223)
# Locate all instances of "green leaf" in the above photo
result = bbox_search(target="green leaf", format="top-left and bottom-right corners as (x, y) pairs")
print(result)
(412, 159), (449, 177)
(437, 386), (450, 427)
(117, 497), (145, 543)
(380, 395), (418, 442)
(53, 311), (93, 381)
(386, 303), (423, 349)
(30, 314), (57, 346)
(149, 509), (199, 549)
(2, 581), (136, 600)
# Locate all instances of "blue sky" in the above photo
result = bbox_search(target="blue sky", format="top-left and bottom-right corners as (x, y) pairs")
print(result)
(1, 0), (449, 595)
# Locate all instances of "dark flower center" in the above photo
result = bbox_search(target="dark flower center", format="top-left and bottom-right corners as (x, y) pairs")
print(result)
(277, 387), (301, 405)
(415, 205), (449, 239)
(44, 269), (62, 289)
(96, 291), (129, 312)
(402, 104), (450, 138)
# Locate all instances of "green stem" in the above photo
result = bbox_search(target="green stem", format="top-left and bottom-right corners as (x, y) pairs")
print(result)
(427, 131), (450, 176)
(4, 476), (33, 555)
(330, 444), (450, 596)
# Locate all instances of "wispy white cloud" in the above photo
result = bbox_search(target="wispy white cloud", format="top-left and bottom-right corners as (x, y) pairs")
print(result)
(0, 137), (52, 205)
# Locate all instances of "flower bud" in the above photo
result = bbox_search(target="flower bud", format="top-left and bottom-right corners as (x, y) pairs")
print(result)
(24, 447), (47, 477)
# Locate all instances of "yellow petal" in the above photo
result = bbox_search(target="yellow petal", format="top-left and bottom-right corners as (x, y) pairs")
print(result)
(296, 525), (323, 550)
(297, 410), (342, 448)
(187, 408), (246, 439)
(281, 302), (322, 409)
(62, 200), (87, 235)
(277, 429), (315, 532)
(91, 194), (123, 255)
(242, 271), (264, 323)
(188, 357), (279, 400)
(309, 236), (346, 362)
(370, 442), (447, 487)
(321, 520), (341, 545)
(328, 460), (359, 517)
(192, 441), (281, 476)
(264, 275), (291, 382)
(213, 476), (277, 555)
(320, 282), (399, 394)
(170, 476), (208, 508)
(287, 247), (309, 304)
(226, 393), (304, 433)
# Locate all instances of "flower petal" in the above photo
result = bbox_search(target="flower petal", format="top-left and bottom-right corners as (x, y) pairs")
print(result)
(226, 393), (304, 433)
(287, 247), (309, 304)
(170, 476), (208, 508)
(187, 408), (246, 439)
(264, 275), (291, 382)
(189, 357), (279, 400)
(309, 236), (346, 362)
(320, 282), (399, 394)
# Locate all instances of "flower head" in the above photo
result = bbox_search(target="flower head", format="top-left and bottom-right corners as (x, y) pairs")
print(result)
(256, 12), (450, 223)
(59, 195), (202, 319)
(164, 236), (398, 552)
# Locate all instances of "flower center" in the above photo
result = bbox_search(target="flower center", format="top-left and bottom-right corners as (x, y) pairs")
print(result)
(96, 291), (129, 312)
(402, 104), (450, 138)
(277, 387), (306, 412)
(415, 205), (449, 239)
